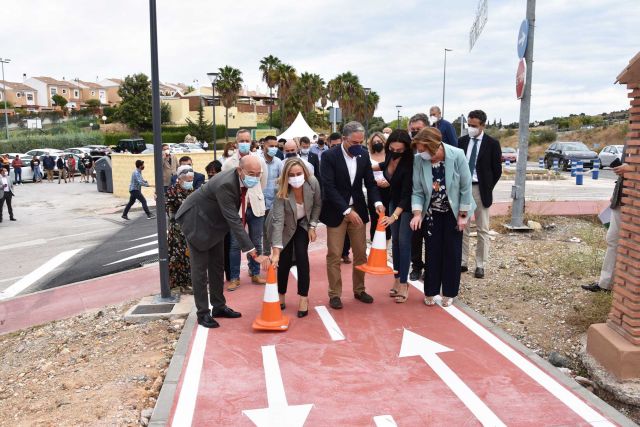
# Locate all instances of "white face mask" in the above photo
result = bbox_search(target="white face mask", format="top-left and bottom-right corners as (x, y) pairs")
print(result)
(383, 133), (389, 140)
(429, 115), (438, 125)
(418, 151), (432, 161)
(288, 175), (305, 188)
(468, 126), (481, 138)
(300, 148), (310, 155)
(228, 149), (236, 157)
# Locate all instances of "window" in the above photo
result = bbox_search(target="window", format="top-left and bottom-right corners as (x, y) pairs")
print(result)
(91, 90), (96, 96)
(16, 92), (22, 98)
(62, 89), (67, 94)
(26, 93), (34, 102)
(50, 87), (57, 96)
(74, 90), (80, 98)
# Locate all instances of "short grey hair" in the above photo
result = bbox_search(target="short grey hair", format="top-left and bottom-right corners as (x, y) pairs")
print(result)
(342, 121), (365, 138)
(429, 106), (441, 114)
(409, 113), (429, 127)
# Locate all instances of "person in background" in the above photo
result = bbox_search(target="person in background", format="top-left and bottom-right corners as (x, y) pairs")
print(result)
(0, 167), (16, 222)
(11, 155), (23, 185)
(458, 109), (502, 279)
(429, 105), (458, 147)
(205, 160), (222, 180)
(162, 144), (178, 193)
(30, 156), (43, 183)
(56, 155), (68, 184)
(222, 129), (269, 290)
(408, 113), (430, 281)
(170, 156), (205, 189)
(268, 158), (322, 317)
(327, 131), (351, 263)
(0, 154), (9, 174)
(281, 140), (315, 175)
(82, 154), (94, 183)
(67, 155), (77, 182)
(43, 154), (55, 182)
(299, 136), (320, 181)
(310, 132), (329, 162)
(261, 135), (282, 256)
(378, 130), (414, 302)
(122, 160), (156, 220)
(276, 138), (287, 160)
(221, 142), (236, 164)
(166, 165), (196, 292)
(382, 127), (393, 139)
(410, 127), (474, 307)
(320, 121), (385, 310)
(367, 131), (390, 241)
(328, 132), (342, 149)
(78, 155), (86, 182)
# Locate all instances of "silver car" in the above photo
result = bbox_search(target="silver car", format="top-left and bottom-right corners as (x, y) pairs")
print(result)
(4, 153), (34, 182)
(598, 145), (624, 168)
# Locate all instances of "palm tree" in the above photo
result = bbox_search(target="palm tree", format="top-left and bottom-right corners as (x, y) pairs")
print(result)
(354, 90), (380, 124)
(259, 55), (281, 128)
(295, 72), (324, 116)
(215, 65), (243, 142)
(274, 63), (297, 129)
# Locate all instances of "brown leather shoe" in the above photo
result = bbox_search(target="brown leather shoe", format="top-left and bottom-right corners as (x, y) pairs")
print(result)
(227, 279), (240, 291)
(251, 275), (266, 285)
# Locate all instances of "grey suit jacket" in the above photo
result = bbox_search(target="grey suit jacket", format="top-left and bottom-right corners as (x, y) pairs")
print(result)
(267, 176), (322, 249)
(175, 168), (254, 252)
(0, 175), (14, 199)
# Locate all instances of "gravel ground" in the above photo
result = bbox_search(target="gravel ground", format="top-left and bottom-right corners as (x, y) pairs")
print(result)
(0, 303), (181, 426)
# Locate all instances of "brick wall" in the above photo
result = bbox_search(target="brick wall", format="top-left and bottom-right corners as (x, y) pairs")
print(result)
(608, 82), (640, 344)
(111, 152), (221, 199)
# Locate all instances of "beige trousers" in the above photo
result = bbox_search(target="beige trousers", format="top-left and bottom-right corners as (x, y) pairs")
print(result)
(326, 219), (367, 298)
(599, 207), (621, 290)
(462, 185), (490, 269)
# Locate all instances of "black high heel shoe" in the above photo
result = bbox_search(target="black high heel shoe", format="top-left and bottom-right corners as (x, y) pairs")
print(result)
(297, 297), (308, 318)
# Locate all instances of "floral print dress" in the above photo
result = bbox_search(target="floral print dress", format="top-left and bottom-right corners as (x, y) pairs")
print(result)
(166, 184), (194, 291)
(425, 161), (451, 235)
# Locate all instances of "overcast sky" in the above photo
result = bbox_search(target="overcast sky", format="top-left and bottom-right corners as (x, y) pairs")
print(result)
(2, 0), (638, 124)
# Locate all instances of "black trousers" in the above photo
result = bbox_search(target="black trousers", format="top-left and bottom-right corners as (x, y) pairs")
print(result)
(0, 194), (13, 219)
(278, 224), (310, 297)
(411, 229), (426, 271)
(424, 211), (463, 298)
(123, 190), (150, 216)
(223, 232), (231, 281)
(187, 239), (226, 316)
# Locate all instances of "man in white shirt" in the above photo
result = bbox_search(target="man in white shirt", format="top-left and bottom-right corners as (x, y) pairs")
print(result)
(0, 168), (16, 222)
(280, 140), (315, 175)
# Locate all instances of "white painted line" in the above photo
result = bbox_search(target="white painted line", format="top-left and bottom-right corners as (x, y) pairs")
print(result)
(171, 325), (209, 427)
(373, 415), (397, 426)
(102, 248), (158, 266)
(0, 275), (24, 284)
(0, 238), (46, 251)
(47, 228), (115, 242)
(0, 249), (83, 300)
(130, 233), (158, 242)
(314, 306), (345, 341)
(406, 277), (613, 426)
(117, 240), (158, 252)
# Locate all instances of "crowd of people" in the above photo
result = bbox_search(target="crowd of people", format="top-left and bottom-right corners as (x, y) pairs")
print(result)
(122, 106), (505, 329)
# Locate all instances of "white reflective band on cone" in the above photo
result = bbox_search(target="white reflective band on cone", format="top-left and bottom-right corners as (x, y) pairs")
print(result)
(372, 230), (386, 249)
(264, 283), (279, 303)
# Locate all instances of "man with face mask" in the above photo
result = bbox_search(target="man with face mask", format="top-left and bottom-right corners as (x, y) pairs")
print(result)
(222, 129), (269, 289)
(298, 137), (320, 180)
(408, 113), (430, 281)
(429, 106), (458, 147)
(280, 140), (315, 175)
(176, 155), (269, 328)
(260, 135), (282, 256)
(161, 144), (178, 193)
(310, 133), (329, 161)
(169, 156), (206, 189)
(122, 160), (155, 220)
(457, 109), (502, 279)
(382, 127), (392, 140)
(320, 121), (386, 310)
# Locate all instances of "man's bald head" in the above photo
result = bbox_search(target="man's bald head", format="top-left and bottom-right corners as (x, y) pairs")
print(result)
(239, 155), (261, 175)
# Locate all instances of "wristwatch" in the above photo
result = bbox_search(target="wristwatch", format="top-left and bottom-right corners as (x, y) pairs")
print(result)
(392, 213), (399, 221)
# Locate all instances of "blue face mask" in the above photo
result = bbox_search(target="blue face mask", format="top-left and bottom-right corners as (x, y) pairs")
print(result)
(347, 144), (364, 157)
(238, 142), (251, 154)
(181, 181), (193, 191)
(267, 147), (278, 157)
(243, 174), (260, 188)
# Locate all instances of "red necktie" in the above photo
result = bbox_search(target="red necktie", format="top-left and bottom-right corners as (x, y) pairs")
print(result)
(241, 187), (248, 226)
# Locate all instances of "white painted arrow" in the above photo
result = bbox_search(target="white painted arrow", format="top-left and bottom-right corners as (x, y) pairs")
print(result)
(243, 345), (313, 427)
(399, 329), (506, 427)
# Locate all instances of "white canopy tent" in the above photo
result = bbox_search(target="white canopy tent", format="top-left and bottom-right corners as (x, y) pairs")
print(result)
(276, 112), (318, 140)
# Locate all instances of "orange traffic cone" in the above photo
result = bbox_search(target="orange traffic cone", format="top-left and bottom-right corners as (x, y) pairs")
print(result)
(252, 264), (290, 331)
(356, 212), (397, 275)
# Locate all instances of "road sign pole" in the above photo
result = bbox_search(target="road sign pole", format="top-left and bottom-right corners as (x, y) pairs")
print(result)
(509, 0), (536, 229)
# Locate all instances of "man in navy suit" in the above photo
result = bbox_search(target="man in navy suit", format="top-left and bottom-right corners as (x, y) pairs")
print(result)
(170, 156), (205, 189)
(320, 121), (385, 309)
(429, 106), (458, 147)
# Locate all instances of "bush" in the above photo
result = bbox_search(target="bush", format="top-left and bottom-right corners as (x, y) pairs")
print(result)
(529, 129), (557, 145)
(0, 132), (105, 153)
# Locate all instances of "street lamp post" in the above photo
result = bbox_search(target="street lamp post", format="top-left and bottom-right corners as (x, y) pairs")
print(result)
(395, 105), (402, 129)
(442, 48), (452, 119)
(207, 72), (220, 160)
(363, 87), (371, 139)
(0, 58), (11, 139)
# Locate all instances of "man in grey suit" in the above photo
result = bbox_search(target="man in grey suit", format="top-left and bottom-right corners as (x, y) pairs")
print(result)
(0, 168), (16, 222)
(176, 156), (268, 328)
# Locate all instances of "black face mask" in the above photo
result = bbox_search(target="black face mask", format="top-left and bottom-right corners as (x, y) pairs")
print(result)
(372, 142), (384, 153)
(285, 152), (297, 159)
(318, 139), (325, 145)
(390, 151), (404, 160)
(410, 130), (419, 139)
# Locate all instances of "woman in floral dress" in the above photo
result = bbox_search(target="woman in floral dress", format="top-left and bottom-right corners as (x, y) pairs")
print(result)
(166, 165), (195, 291)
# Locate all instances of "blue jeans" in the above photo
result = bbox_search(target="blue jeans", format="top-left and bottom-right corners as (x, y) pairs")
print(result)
(390, 202), (413, 283)
(229, 206), (264, 279)
(14, 168), (22, 183)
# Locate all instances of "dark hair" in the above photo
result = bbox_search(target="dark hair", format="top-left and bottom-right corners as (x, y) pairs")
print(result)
(265, 135), (278, 142)
(468, 110), (487, 125)
(179, 155), (192, 164)
(278, 138), (287, 143)
(135, 160), (144, 168)
(329, 132), (342, 141)
(385, 129), (413, 159)
(162, 144), (169, 149)
(299, 136), (311, 145)
(206, 160), (222, 174)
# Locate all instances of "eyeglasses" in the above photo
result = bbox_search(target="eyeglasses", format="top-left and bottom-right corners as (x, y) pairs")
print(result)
(238, 140), (251, 144)
(242, 168), (262, 178)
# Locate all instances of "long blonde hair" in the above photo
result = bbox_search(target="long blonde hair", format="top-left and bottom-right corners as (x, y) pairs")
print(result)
(276, 158), (310, 199)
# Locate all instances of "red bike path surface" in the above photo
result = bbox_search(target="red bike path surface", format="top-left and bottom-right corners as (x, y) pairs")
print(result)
(165, 251), (619, 427)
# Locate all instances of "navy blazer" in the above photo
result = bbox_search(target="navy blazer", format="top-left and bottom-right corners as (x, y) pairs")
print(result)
(458, 133), (502, 208)
(170, 171), (205, 189)
(436, 119), (459, 147)
(319, 145), (381, 227)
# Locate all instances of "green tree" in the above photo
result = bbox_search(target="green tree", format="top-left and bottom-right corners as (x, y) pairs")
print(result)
(568, 116), (582, 130)
(259, 55), (281, 127)
(51, 94), (68, 111)
(185, 102), (212, 142)
(274, 63), (297, 129)
(114, 73), (152, 134)
(161, 102), (171, 124)
(328, 72), (364, 123)
(215, 65), (243, 142)
(85, 98), (101, 115)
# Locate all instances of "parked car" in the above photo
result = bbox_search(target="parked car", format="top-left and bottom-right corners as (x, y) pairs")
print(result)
(25, 148), (64, 158)
(501, 147), (518, 163)
(598, 145), (624, 168)
(84, 144), (111, 159)
(166, 143), (187, 154)
(544, 141), (598, 170)
(3, 153), (34, 182)
(64, 147), (93, 156)
(111, 138), (147, 154)
(141, 144), (154, 154)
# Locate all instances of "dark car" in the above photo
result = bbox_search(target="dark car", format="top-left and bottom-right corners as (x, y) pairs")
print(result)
(84, 144), (111, 160)
(111, 138), (147, 154)
(544, 141), (598, 171)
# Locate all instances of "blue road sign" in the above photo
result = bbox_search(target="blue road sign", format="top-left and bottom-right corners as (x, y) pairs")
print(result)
(517, 19), (529, 59)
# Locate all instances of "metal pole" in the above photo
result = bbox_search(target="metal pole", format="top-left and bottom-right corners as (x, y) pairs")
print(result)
(1, 59), (9, 140)
(364, 95), (368, 140)
(269, 87), (273, 130)
(509, 0), (536, 229)
(442, 49), (451, 119)
(212, 82), (217, 160)
(148, 0), (176, 302)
